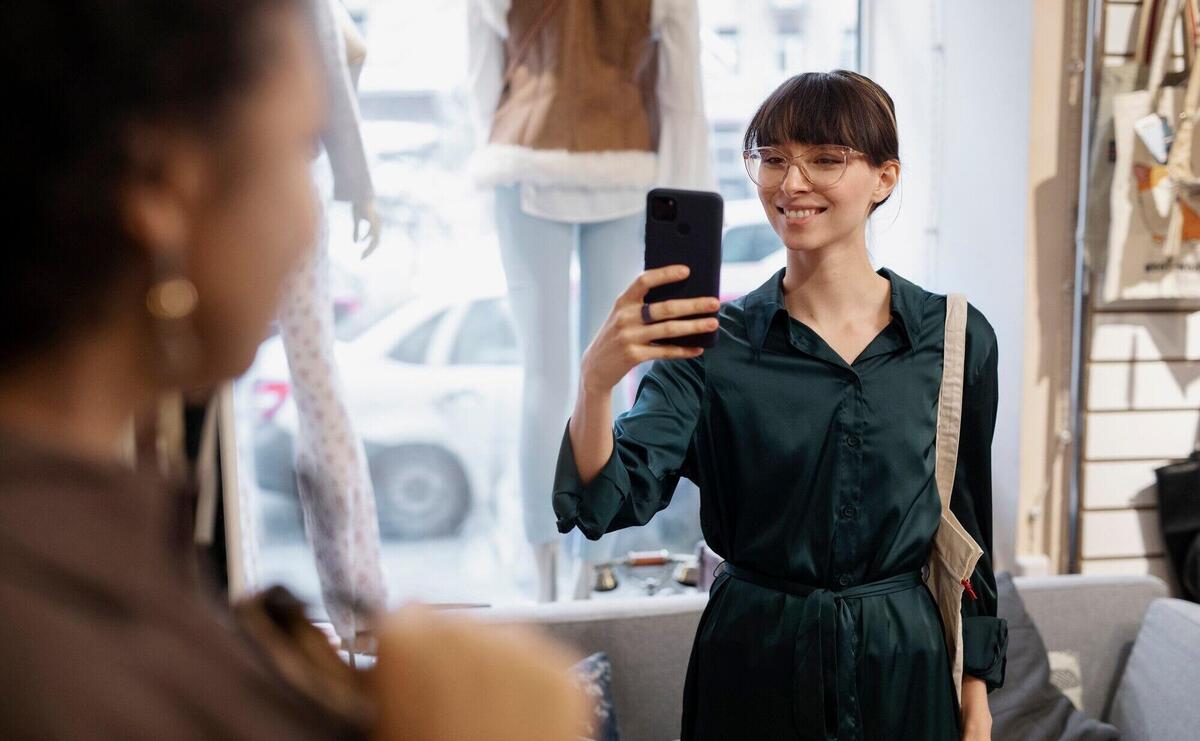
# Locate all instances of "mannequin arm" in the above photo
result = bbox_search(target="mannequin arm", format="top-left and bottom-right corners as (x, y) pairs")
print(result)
(313, 0), (374, 205)
(335, 1), (367, 71)
(353, 199), (382, 259)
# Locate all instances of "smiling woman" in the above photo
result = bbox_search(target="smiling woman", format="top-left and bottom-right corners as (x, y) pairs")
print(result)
(556, 69), (1006, 741)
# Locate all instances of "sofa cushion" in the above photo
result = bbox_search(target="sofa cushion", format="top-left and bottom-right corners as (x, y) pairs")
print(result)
(990, 572), (1119, 741)
(1014, 574), (1168, 718)
(570, 652), (620, 741)
(479, 594), (708, 741)
(1109, 598), (1200, 741)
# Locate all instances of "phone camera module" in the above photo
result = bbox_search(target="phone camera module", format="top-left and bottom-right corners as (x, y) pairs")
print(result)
(650, 195), (678, 222)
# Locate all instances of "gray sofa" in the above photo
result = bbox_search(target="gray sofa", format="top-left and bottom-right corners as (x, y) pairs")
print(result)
(480, 574), (1200, 741)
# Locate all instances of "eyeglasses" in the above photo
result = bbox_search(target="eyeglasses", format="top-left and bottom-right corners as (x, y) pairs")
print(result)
(743, 145), (865, 190)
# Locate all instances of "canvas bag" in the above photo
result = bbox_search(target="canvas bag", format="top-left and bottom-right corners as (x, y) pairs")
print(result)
(1105, 0), (1200, 302)
(925, 293), (985, 704)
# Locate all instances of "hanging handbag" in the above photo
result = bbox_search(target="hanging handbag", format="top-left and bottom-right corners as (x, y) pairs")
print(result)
(1185, 533), (1200, 600)
(1154, 452), (1200, 601)
(1104, 0), (1200, 302)
(925, 293), (987, 704)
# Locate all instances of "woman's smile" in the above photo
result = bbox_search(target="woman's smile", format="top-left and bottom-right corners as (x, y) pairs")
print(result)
(777, 204), (828, 226)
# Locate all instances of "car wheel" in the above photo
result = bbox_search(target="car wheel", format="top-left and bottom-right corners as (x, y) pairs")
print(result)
(370, 446), (470, 540)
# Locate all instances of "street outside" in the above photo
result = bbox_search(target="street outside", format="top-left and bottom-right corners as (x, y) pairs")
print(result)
(252, 468), (705, 611)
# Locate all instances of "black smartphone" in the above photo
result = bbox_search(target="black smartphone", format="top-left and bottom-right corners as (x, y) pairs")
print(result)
(643, 188), (723, 348)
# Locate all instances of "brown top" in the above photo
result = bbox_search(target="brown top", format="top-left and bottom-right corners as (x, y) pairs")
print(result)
(490, 0), (659, 153)
(0, 431), (364, 740)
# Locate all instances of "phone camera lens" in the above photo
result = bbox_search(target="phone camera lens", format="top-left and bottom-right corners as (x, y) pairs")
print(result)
(650, 195), (678, 222)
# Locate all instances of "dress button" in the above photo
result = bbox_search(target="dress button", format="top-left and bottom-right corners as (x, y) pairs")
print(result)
(846, 434), (862, 448)
(841, 504), (857, 519)
(837, 574), (852, 587)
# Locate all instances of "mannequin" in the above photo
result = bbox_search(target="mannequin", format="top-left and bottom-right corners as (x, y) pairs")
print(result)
(275, 0), (386, 640)
(331, 0), (382, 258)
(467, 0), (712, 600)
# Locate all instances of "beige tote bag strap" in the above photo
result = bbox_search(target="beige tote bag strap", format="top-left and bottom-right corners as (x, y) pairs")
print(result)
(1149, 0), (1187, 104)
(935, 294), (968, 513)
(1169, 34), (1200, 180)
(1137, 0), (1163, 64)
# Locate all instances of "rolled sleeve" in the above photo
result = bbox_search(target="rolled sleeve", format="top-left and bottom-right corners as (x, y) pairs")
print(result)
(552, 425), (631, 540)
(962, 615), (1009, 690)
(551, 353), (706, 541)
(951, 307), (1008, 691)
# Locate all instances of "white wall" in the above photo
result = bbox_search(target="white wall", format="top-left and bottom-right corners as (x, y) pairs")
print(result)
(866, 0), (1034, 571)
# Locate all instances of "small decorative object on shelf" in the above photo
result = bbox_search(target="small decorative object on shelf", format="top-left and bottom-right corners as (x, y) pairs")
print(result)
(594, 563), (619, 592)
(594, 550), (701, 595)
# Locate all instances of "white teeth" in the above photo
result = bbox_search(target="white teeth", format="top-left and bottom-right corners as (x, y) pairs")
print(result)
(785, 208), (822, 219)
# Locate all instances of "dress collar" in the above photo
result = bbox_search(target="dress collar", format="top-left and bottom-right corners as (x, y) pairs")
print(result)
(742, 265), (924, 358)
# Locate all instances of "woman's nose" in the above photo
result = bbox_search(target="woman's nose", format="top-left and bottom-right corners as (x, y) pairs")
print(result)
(781, 163), (813, 194)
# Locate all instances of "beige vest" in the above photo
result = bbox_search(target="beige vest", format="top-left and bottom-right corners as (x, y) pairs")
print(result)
(928, 293), (987, 703)
(490, 0), (659, 154)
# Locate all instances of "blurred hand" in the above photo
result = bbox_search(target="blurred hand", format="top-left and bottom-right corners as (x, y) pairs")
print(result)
(580, 264), (719, 395)
(353, 199), (382, 259)
(369, 604), (590, 741)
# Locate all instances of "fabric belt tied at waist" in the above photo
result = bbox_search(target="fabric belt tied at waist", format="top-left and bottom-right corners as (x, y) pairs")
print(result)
(716, 563), (925, 741)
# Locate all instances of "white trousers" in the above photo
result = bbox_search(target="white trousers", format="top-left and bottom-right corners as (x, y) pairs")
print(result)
(494, 185), (644, 562)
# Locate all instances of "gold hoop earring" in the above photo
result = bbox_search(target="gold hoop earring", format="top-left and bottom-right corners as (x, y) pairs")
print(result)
(146, 250), (201, 382)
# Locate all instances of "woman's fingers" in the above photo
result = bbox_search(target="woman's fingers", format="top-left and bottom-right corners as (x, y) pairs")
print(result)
(637, 295), (720, 324)
(648, 344), (706, 360)
(619, 264), (690, 304)
(631, 317), (719, 345)
(583, 266), (714, 392)
(627, 343), (706, 364)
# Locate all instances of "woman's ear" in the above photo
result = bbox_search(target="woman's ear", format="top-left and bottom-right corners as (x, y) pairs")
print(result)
(119, 127), (210, 262)
(873, 160), (901, 204)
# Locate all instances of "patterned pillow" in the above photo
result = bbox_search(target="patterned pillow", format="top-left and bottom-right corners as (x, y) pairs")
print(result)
(569, 652), (621, 741)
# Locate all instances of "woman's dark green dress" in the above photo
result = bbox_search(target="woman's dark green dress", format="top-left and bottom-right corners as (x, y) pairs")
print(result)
(553, 267), (1008, 740)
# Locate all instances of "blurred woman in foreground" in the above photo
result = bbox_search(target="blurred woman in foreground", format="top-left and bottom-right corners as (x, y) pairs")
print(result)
(0, 1), (584, 739)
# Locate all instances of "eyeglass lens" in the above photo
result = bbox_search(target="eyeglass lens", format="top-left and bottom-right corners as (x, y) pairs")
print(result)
(745, 147), (849, 188)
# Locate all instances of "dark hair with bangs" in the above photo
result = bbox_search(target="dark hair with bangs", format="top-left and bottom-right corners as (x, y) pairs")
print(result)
(0, 0), (301, 373)
(743, 70), (899, 211)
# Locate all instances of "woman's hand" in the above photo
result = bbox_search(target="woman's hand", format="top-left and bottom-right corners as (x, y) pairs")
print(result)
(369, 604), (590, 741)
(579, 264), (720, 395)
(960, 675), (993, 740)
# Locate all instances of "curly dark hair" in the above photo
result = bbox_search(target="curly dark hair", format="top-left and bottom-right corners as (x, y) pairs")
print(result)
(0, 0), (301, 372)
(743, 70), (900, 213)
